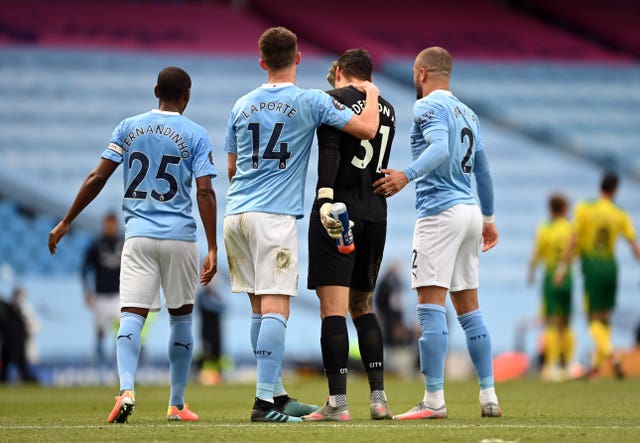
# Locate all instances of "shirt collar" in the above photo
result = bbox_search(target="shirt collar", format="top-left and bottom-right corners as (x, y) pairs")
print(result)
(261, 82), (295, 89)
(151, 109), (180, 115)
(427, 89), (453, 98)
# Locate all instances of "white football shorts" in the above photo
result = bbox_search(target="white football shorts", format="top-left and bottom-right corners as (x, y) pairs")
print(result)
(92, 293), (120, 331)
(224, 212), (299, 296)
(411, 203), (481, 291)
(120, 237), (199, 311)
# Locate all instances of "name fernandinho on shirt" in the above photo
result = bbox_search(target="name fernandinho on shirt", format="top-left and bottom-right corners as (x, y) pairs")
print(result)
(111, 124), (191, 158)
(241, 101), (297, 119)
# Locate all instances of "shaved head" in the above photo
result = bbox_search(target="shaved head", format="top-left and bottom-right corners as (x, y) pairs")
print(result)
(415, 47), (452, 77)
(413, 47), (452, 99)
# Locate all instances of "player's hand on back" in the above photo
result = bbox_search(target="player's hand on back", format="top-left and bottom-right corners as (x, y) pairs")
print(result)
(349, 80), (379, 97)
(319, 203), (344, 239)
(48, 220), (70, 255)
(200, 249), (217, 285)
(373, 169), (408, 198)
(481, 222), (498, 252)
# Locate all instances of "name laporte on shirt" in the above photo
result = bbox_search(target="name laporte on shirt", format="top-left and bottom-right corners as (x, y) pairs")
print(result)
(119, 124), (191, 158)
(241, 101), (297, 119)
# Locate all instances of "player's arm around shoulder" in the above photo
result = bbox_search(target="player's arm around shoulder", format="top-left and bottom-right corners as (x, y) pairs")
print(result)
(341, 81), (380, 140)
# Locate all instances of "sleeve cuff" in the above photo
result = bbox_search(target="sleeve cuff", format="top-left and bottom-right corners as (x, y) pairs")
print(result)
(402, 167), (416, 182)
(482, 214), (495, 223)
(317, 187), (334, 201)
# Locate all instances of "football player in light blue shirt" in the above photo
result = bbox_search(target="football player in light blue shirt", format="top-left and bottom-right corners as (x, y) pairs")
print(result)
(49, 67), (218, 423)
(224, 26), (380, 423)
(225, 85), (361, 218)
(374, 47), (501, 420)
(104, 109), (216, 241)
(403, 90), (490, 218)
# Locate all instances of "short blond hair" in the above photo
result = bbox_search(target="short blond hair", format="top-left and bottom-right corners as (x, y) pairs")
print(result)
(259, 27), (298, 71)
(415, 47), (452, 77)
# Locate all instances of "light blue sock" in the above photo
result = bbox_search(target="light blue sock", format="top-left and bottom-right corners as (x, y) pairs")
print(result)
(116, 312), (145, 393)
(250, 313), (262, 352)
(417, 304), (448, 392)
(255, 313), (286, 402)
(169, 313), (194, 407)
(458, 309), (494, 389)
(252, 313), (286, 396)
(273, 370), (287, 397)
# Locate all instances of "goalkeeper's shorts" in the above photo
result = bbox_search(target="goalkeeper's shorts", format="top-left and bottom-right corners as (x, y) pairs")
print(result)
(307, 210), (386, 292)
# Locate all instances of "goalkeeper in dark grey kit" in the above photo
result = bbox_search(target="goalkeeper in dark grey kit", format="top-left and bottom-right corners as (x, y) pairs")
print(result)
(304, 49), (397, 421)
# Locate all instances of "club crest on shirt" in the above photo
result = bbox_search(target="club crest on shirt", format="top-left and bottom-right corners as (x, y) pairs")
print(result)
(332, 98), (345, 110)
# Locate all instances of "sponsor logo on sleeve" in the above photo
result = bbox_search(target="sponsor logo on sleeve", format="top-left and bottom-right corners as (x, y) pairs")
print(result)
(332, 98), (346, 110)
(417, 110), (435, 127)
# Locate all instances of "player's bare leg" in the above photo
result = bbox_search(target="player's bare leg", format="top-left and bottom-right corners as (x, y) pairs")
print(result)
(451, 289), (501, 417)
(350, 290), (391, 419)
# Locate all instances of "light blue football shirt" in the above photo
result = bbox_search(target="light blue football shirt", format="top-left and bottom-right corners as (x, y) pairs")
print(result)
(405, 90), (489, 218)
(102, 109), (217, 241)
(224, 83), (354, 218)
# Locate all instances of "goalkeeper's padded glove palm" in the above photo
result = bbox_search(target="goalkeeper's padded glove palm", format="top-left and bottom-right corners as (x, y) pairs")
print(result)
(319, 202), (344, 239)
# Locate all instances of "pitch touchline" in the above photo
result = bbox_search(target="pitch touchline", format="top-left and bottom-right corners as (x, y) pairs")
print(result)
(1, 423), (639, 430)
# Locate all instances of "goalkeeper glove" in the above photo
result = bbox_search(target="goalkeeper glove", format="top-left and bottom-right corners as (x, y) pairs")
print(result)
(317, 187), (342, 239)
(320, 202), (344, 239)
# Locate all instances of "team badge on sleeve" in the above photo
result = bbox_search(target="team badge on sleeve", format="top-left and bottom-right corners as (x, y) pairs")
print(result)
(332, 98), (345, 110)
(208, 151), (215, 165)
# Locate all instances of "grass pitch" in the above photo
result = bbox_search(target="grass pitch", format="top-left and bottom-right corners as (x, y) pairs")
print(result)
(1, 376), (638, 442)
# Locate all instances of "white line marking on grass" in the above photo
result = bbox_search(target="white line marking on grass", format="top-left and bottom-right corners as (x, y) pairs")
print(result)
(1, 423), (639, 431)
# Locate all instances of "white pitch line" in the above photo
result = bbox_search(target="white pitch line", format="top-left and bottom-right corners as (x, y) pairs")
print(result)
(1, 423), (639, 431)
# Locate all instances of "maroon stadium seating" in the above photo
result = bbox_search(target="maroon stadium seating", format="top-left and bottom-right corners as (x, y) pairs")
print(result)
(0, 0), (325, 54)
(520, 0), (640, 57)
(249, 0), (630, 61)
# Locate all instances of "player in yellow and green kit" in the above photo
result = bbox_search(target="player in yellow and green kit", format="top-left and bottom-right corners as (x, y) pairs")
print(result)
(555, 172), (640, 378)
(528, 194), (575, 381)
